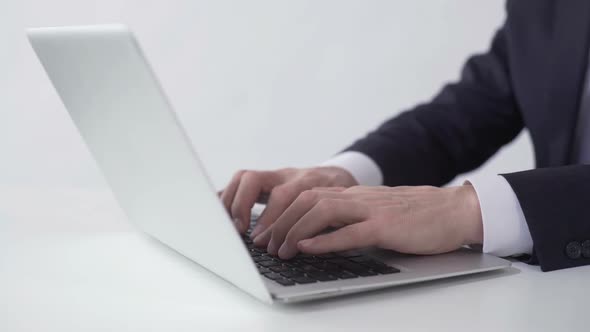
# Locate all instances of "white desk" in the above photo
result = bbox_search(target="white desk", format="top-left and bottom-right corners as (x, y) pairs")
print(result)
(1, 186), (589, 332)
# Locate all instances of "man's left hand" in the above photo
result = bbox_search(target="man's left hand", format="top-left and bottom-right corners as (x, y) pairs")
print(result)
(252, 185), (484, 259)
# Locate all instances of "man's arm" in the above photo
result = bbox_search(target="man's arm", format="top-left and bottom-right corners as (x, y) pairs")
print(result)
(345, 14), (523, 187)
(321, 151), (383, 186)
(469, 176), (533, 256)
(324, 151), (535, 257)
(503, 165), (590, 271)
(321, 151), (590, 271)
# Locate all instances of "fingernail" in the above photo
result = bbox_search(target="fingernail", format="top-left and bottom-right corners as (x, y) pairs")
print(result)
(278, 243), (290, 259)
(233, 218), (242, 229)
(253, 234), (264, 246)
(267, 241), (278, 255)
(250, 224), (264, 239)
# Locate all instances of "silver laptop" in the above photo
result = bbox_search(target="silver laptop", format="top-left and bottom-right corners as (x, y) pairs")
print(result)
(27, 24), (510, 304)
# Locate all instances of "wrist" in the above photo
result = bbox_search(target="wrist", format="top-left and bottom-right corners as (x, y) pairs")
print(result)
(457, 184), (484, 246)
(319, 166), (359, 187)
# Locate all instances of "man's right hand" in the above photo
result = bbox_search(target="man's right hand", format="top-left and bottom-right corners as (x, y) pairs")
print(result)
(220, 167), (358, 238)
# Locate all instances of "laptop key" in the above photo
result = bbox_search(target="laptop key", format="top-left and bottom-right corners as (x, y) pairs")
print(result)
(300, 264), (321, 273)
(259, 260), (280, 267)
(311, 262), (339, 271)
(375, 266), (400, 274)
(338, 261), (366, 271)
(275, 278), (295, 286)
(270, 265), (290, 273)
(350, 256), (377, 264)
(253, 256), (271, 263)
(285, 260), (305, 267)
(281, 270), (304, 278)
(291, 276), (316, 284)
(325, 258), (350, 265)
(308, 272), (338, 281)
(263, 272), (282, 280)
(335, 271), (358, 279)
(258, 266), (271, 274)
(315, 253), (337, 259)
(352, 269), (378, 277)
(303, 257), (322, 264)
(338, 250), (363, 258)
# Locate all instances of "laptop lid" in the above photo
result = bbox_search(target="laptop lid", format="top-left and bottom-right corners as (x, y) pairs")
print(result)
(27, 24), (272, 303)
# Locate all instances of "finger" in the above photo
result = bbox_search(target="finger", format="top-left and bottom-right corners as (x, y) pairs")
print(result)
(250, 183), (302, 239)
(252, 221), (273, 247)
(311, 187), (347, 192)
(254, 192), (385, 244)
(277, 198), (367, 259)
(251, 170), (343, 239)
(265, 190), (347, 254)
(231, 171), (279, 233)
(345, 185), (393, 193)
(253, 189), (354, 246)
(220, 170), (246, 212)
(252, 185), (322, 248)
(297, 222), (376, 255)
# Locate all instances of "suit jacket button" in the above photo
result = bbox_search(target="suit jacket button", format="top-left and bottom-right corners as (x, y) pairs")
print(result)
(581, 240), (590, 258)
(566, 241), (582, 259)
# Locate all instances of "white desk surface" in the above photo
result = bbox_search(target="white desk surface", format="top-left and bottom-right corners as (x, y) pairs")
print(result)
(1, 185), (589, 332)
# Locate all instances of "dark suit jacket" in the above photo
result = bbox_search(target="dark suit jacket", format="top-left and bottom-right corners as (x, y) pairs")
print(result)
(346, 0), (590, 271)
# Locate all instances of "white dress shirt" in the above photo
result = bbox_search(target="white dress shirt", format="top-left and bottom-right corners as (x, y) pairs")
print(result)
(322, 40), (590, 257)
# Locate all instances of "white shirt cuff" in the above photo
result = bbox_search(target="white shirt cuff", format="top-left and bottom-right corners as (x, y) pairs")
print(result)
(468, 175), (533, 257)
(320, 151), (383, 186)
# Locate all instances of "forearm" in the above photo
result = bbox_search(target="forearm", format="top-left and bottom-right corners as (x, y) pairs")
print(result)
(344, 23), (522, 187)
(502, 165), (590, 271)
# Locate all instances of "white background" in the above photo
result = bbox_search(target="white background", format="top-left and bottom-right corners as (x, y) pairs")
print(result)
(0, 1), (533, 231)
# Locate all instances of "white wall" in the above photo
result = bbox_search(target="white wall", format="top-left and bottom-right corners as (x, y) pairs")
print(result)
(1, 1), (533, 230)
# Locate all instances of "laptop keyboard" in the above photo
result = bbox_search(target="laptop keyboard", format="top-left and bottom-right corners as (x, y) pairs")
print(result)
(243, 217), (400, 287)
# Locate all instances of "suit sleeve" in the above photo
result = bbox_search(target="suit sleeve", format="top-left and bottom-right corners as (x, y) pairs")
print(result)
(345, 14), (523, 187)
(502, 166), (590, 271)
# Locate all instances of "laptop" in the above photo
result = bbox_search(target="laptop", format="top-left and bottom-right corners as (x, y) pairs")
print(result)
(27, 24), (511, 304)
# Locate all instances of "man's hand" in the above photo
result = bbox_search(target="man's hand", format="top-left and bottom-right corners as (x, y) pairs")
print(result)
(252, 185), (484, 259)
(220, 167), (358, 237)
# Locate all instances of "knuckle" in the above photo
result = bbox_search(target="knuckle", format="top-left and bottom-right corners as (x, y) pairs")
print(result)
(276, 167), (297, 180)
(269, 227), (284, 243)
(232, 169), (247, 180)
(279, 167), (297, 174)
(271, 185), (291, 201)
(242, 170), (259, 181)
(230, 204), (242, 217)
(315, 198), (336, 215)
(298, 189), (318, 204)
(305, 168), (322, 177)
(284, 230), (298, 247)
(303, 172), (323, 185)
(230, 199), (244, 216)
(345, 186), (362, 193)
